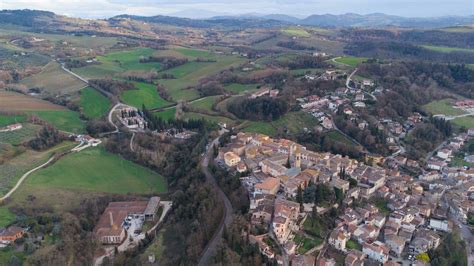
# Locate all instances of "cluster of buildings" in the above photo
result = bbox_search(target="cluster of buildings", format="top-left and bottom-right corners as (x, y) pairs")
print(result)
(427, 133), (470, 171)
(217, 131), (474, 264)
(94, 197), (160, 245)
(117, 106), (147, 131)
(249, 87), (279, 99)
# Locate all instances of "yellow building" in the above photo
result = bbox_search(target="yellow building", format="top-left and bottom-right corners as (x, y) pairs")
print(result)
(224, 151), (241, 167)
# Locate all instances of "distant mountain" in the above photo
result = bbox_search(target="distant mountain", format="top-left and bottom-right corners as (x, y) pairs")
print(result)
(262, 14), (302, 24)
(112, 14), (290, 29)
(300, 13), (474, 28)
(0, 9), (56, 28)
(168, 9), (232, 19)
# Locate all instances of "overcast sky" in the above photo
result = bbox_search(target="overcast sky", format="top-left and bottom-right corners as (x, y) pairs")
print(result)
(0, 0), (472, 19)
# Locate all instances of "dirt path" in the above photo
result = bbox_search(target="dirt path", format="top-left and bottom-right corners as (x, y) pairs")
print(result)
(0, 156), (55, 202)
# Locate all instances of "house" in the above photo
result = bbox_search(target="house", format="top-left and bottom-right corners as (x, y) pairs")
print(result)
(272, 199), (300, 244)
(224, 151), (241, 167)
(255, 177), (280, 195)
(328, 227), (350, 251)
(0, 123), (22, 132)
(345, 250), (366, 266)
(362, 241), (389, 263)
(250, 87), (271, 99)
(331, 178), (350, 193)
(0, 226), (24, 242)
(385, 234), (405, 257)
(429, 218), (450, 232)
(236, 162), (248, 173)
(436, 148), (451, 160)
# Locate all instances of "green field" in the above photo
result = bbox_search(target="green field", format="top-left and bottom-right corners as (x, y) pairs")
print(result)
(73, 48), (161, 79)
(224, 83), (260, 94)
(174, 47), (216, 59)
(0, 123), (41, 145)
(0, 141), (76, 198)
(423, 99), (466, 116)
(80, 87), (111, 119)
(25, 147), (167, 194)
(240, 112), (319, 137)
(183, 112), (233, 125)
(334, 57), (368, 67)
(160, 51), (245, 101)
(121, 82), (172, 109)
(0, 206), (17, 227)
(281, 28), (311, 37)
(154, 108), (176, 120)
(189, 96), (219, 112)
(422, 45), (474, 54)
(452, 116), (474, 129)
(20, 61), (86, 95)
(29, 110), (85, 133)
(0, 114), (26, 127)
(327, 131), (355, 146)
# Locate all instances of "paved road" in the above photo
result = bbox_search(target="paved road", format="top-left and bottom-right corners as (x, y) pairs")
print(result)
(130, 132), (136, 152)
(198, 135), (234, 266)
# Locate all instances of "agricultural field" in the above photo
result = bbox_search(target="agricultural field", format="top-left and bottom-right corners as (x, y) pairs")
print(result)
(0, 114), (26, 127)
(0, 90), (63, 111)
(29, 110), (85, 133)
(334, 56), (368, 67)
(0, 141), (76, 198)
(423, 99), (466, 116)
(121, 82), (172, 109)
(189, 96), (219, 112)
(326, 130), (355, 146)
(160, 49), (246, 101)
(79, 87), (111, 119)
(0, 123), (41, 145)
(20, 61), (86, 95)
(224, 83), (260, 94)
(73, 47), (161, 79)
(281, 27), (311, 37)
(239, 120), (277, 136)
(21, 147), (167, 196)
(422, 45), (474, 54)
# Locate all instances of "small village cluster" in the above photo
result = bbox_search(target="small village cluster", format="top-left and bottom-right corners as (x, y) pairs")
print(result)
(217, 132), (474, 265)
(117, 106), (148, 131)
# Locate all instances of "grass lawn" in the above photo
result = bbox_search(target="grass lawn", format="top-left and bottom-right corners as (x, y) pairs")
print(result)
(25, 147), (167, 194)
(0, 123), (41, 145)
(450, 154), (474, 168)
(174, 47), (216, 59)
(154, 108), (176, 120)
(20, 61), (86, 95)
(240, 121), (277, 136)
(224, 83), (260, 94)
(80, 87), (111, 119)
(0, 114), (26, 127)
(452, 116), (474, 129)
(346, 239), (362, 250)
(281, 28), (311, 37)
(422, 45), (474, 54)
(28, 110), (85, 133)
(423, 99), (466, 116)
(0, 206), (16, 227)
(121, 82), (172, 109)
(293, 234), (322, 254)
(335, 57), (368, 67)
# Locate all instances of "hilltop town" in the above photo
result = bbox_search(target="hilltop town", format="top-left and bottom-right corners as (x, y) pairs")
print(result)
(216, 131), (474, 265)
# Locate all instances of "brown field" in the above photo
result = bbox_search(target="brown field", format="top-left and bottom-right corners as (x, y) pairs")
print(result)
(0, 90), (64, 111)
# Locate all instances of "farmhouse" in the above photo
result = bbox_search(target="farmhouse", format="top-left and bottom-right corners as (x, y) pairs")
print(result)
(0, 123), (22, 132)
(0, 226), (24, 242)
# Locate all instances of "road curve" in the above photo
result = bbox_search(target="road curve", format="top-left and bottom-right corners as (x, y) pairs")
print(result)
(0, 156), (55, 202)
(198, 136), (234, 266)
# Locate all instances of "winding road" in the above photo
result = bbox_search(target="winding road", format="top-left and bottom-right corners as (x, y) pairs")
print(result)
(198, 134), (234, 266)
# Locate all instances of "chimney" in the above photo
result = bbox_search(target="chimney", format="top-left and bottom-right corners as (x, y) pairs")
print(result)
(109, 212), (114, 227)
